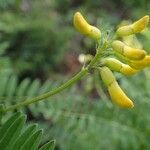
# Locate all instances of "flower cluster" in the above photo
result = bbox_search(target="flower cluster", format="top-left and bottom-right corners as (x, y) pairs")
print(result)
(74, 12), (149, 108)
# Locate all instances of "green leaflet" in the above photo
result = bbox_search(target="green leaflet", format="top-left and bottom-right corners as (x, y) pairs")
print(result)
(0, 112), (22, 140)
(39, 140), (56, 150)
(0, 114), (26, 150)
(12, 124), (38, 150)
(20, 130), (43, 150)
(0, 112), (55, 150)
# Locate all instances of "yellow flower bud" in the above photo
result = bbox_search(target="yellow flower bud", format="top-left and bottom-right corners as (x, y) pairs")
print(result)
(100, 67), (134, 108)
(123, 46), (146, 60)
(102, 58), (122, 70)
(120, 64), (138, 76)
(102, 58), (138, 76)
(116, 25), (133, 37)
(132, 15), (149, 33)
(116, 15), (149, 36)
(99, 67), (115, 87)
(73, 12), (101, 39)
(112, 40), (146, 60)
(108, 81), (134, 108)
(129, 55), (150, 69)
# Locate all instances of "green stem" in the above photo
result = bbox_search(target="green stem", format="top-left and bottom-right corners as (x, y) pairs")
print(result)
(87, 52), (101, 69)
(4, 68), (88, 112)
(3, 42), (108, 112)
(87, 42), (107, 69)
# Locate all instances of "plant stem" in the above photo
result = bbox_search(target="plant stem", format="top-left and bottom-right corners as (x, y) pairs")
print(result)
(4, 68), (88, 112)
(87, 41), (107, 69)
(3, 42), (107, 112)
(87, 52), (101, 69)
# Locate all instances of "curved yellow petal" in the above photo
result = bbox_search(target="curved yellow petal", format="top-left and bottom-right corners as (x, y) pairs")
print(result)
(102, 58), (138, 76)
(100, 67), (134, 108)
(123, 45), (146, 60)
(120, 64), (138, 76)
(129, 55), (150, 69)
(108, 81), (134, 108)
(132, 15), (149, 33)
(99, 67), (115, 87)
(112, 40), (146, 60)
(116, 15), (149, 36)
(73, 12), (101, 39)
(116, 25), (133, 36)
(102, 58), (122, 71)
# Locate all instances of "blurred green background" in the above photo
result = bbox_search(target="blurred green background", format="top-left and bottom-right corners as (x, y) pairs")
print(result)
(0, 0), (150, 149)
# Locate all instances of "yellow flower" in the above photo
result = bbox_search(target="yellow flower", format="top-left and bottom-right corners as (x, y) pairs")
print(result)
(102, 58), (122, 71)
(132, 15), (149, 33)
(120, 64), (138, 76)
(108, 81), (134, 108)
(100, 67), (134, 108)
(73, 12), (101, 39)
(99, 67), (115, 87)
(102, 58), (138, 76)
(129, 55), (150, 69)
(116, 25), (133, 37)
(112, 40), (146, 60)
(116, 15), (149, 36)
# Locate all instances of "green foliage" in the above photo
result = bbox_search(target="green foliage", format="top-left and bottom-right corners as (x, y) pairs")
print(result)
(0, 41), (12, 75)
(0, 1), (150, 150)
(0, 72), (59, 114)
(0, 112), (55, 150)
(39, 140), (56, 150)
(0, 8), (73, 77)
(0, 0), (148, 77)
(0, 61), (150, 149)
(0, 71), (150, 149)
(38, 73), (150, 150)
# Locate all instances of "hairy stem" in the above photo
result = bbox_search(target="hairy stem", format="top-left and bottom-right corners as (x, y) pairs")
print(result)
(3, 42), (107, 112)
(4, 68), (88, 112)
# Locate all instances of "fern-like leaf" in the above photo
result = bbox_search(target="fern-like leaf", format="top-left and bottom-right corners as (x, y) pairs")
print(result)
(0, 112), (55, 150)
(39, 140), (56, 150)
